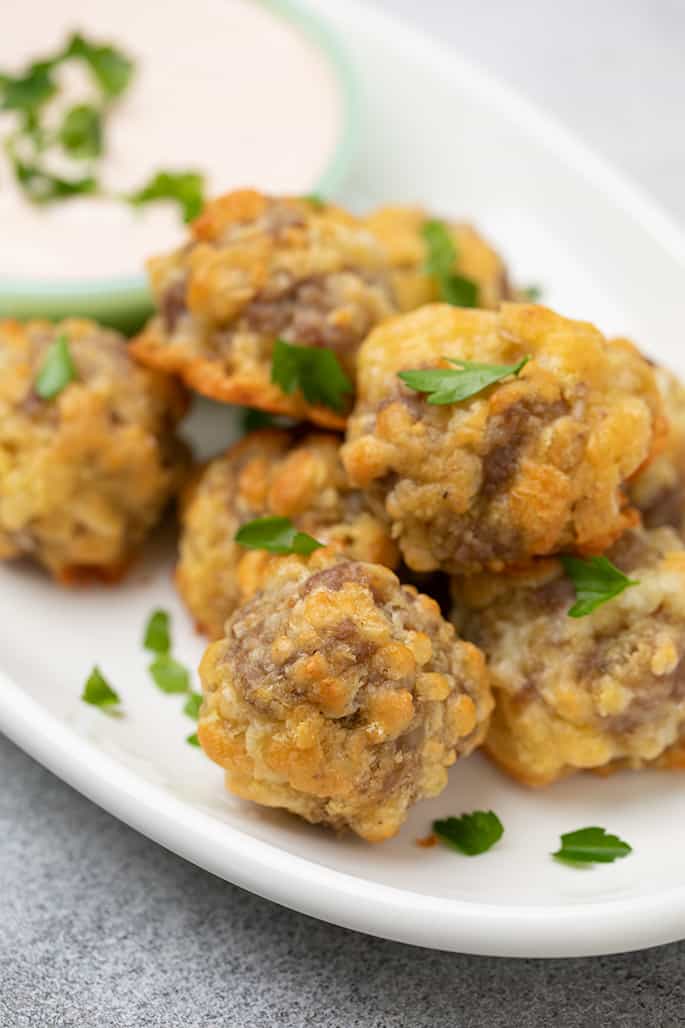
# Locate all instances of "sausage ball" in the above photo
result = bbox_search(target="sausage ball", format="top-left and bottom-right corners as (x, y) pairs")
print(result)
(365, 205), (514, 313)
(452, 526), (685, 785)
(0, 319), (188, 583)
(176, 428), (399, 639)
(629, 364), (685, 536)
(131, 189), (397, 429)
(198, 553), (492, 841)
(342, 303), (663, 574)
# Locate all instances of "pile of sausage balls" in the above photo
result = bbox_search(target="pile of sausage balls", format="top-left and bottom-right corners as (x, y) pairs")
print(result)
(4, 189), (685, 842)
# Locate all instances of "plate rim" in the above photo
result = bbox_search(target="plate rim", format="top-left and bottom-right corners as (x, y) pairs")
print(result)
(3, 0), (685, 957)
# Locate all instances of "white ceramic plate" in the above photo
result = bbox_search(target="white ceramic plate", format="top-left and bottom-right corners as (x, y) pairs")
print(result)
(3, 0), (685, 959)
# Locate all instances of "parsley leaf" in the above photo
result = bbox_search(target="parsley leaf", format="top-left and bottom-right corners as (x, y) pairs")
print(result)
(421, 219), (479, 308)
(241, 408), (278, 432)
(81, 666), (121, 712)
(553, 826), (632, 864)
(271, 338), (352, 412)
(422, 219), (457, 279)
(0, 65), (56, 114)
(433, 811), (504, 856)
(398, 355), (530, 405)
(186, 732), (201, 747)
(59, 104), (103, 159)
(303, 193), (326, 209)
(143, 609), (171, 655)
(235, 516), (324, 556)
(65, 33), (134, 99)
(560, 555), (639, 618)
(128, 170), (206, 223)
(183, 692), (203, 720)
(35, 335), (76, 399)
(148, 654), (190, 694)
(7, 145), (97, 205)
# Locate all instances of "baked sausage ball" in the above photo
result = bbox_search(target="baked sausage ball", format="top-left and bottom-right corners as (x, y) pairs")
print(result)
(0, 319), (188, 583)
(452, 526), (685, 785)
(198, 553), (493, 841)
(629, 364), (685, 536)
(365, 205), (513, 313)
(342, 303), (663, 574)
(176, 428), (399, 639)
(131, 189), (397, 429)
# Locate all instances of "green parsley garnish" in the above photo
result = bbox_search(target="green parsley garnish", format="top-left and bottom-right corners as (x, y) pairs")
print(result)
(183, 692), (203, 720)
(433, 811), (504, 856)
(241, 408), (278, 432)
(521, 284), (543, 302)
(81, 666), (121, 712)
(128, 170), (206, 224)
(148, 654), (190, 694)
(1, 34), (201, 223)
(35, 335), (76, 399)
(560, 555), (639, 618)
(421, 219), (479, 308)
(143, 609), (171, 655)
(186, 732), (201, 747)
(59, 104), (103, 159)
(65, 33), (134, 99)
(271, 338), (352, 412)
(235, 516), (324, 556)
(398, 355), (530, 406)
(553, 826), (632, 865)
(303, 193), (326, 209)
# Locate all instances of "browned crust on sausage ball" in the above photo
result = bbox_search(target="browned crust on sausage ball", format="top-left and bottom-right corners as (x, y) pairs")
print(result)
(0, 318), (189, 582)
(176, 428), (399, 639)
(198, 553), (493, 841)
(342, 303), (663, 574)
(130, 189), (398, 428)
(452, 526), (685, 785)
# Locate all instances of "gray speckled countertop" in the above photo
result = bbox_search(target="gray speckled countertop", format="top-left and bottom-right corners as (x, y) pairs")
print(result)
(3, 2), (685, 1025)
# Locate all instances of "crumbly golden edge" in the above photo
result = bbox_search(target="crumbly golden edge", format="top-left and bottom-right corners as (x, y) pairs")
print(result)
(129, 326), (346, 430)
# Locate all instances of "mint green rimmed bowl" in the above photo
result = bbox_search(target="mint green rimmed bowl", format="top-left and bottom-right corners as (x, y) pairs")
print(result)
(0, 0), (360, 333)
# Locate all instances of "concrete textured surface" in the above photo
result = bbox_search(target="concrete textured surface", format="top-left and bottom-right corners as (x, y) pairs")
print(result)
(2, 1), (685, 1025)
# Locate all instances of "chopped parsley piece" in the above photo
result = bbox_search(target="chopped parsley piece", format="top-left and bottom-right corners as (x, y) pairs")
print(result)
(235, 516), (324, 556)
(183, 692), (203, 720)
(0, 65), (56, 114)
(7, 145), (98, 205)
(148, 654), (190, 694)
(129, 170), (206, 223)
(186, 732), (201, 747)
(398, 355), (530, 406)
(143, 609), (171, 655)
(521, 284), (543, 302)
(81, 666), (121, 712)
(433, 811), (504, 856)
(553, 826), (632, 865)
(59, 104), (103, 159)
(303, 193), (326, 209)
(271, 338), (352, 412)
(560, 555), (639, 618)
(421, 219), (479, 308)
(65, 33), (134, 99)
(35, 335), (76, 399)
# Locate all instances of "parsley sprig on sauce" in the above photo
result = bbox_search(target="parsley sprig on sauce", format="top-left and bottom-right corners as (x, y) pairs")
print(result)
(271, 338), (353, 413)
(421, 219), (479, 307)
(235, 516), (324, 556)
(398, 355), (530, 405)
(1, 33), (205, 223)
(560, 555), (638, 618)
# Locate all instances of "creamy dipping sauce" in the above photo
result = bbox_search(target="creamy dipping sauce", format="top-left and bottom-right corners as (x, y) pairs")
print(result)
(0, 0), (345, 281)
